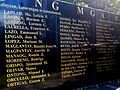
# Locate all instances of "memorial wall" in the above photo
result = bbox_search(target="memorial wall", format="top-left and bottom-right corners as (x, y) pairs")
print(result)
(0, 0), (120, 89)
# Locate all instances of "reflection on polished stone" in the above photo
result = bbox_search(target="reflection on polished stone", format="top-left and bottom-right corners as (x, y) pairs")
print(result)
(116, 87), (120, 90)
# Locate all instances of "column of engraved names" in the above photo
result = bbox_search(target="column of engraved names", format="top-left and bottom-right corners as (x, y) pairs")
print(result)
(23, 11), (52, 84)
(4, 10), (29, 87)
(60, 17), (90, 78)
(4, 10), (53, 87)
(96, 21), (117, 72)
